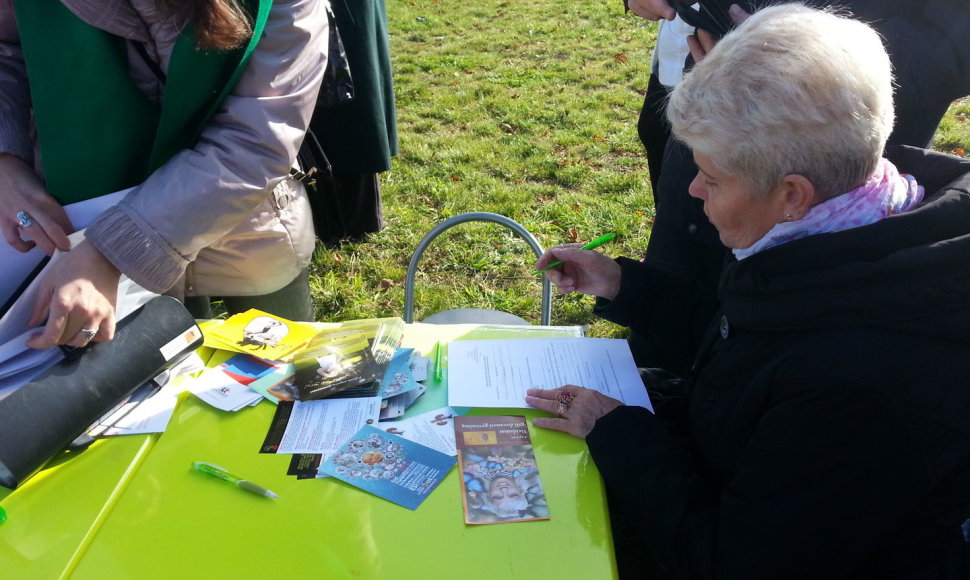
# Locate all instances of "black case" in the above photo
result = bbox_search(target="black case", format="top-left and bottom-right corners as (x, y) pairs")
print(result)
(0, 296), (203, 489)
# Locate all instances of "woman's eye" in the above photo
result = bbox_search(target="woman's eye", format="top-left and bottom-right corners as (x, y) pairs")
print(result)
(704, 180), (717, 188)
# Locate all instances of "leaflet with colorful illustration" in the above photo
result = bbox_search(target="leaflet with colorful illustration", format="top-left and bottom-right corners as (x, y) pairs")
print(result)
(318, 424), (456, 510)
(454, 415), (549, 524)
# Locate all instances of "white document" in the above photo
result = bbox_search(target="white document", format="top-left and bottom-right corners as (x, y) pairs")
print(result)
(0, 188), (131, 308)
(447, 337), (653, 411)
(276, 396), (382, 454)
(96, 380), (181, 436)
(379, 406), (457, 456)
(97, 352), (208, 436)
(187, 367), (263, 412)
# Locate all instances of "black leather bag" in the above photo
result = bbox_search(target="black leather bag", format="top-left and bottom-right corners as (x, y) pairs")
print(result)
(0, 296), (203, 489)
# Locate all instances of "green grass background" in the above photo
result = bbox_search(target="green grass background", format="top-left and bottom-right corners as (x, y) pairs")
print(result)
(308, 0), (970, 338)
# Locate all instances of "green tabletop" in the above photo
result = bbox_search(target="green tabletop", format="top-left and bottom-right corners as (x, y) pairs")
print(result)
(0, 323), (617, 579)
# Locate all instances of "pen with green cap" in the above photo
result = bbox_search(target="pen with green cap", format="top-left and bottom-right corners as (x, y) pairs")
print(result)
(534, 233), (616, 274)
(192, 461), (279, 499)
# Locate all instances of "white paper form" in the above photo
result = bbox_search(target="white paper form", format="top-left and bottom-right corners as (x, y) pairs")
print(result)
(379, 406), (457, 456)
(277, 396), (382, 454)
(447, 338), (653, 411)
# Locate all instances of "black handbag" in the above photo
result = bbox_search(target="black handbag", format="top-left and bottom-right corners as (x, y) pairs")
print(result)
(291, 129), (347, 246)
(317, 3), (354, 108)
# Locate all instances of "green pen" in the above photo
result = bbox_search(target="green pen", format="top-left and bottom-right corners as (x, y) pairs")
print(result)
(192, 461), (279, 499)
(534, 232), (617, 274)
(433, 341), (444, 382)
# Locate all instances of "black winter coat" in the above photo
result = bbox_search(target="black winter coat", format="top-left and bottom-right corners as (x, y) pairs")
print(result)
(588, 148), (970, 578)
(607, 0), (970, 376)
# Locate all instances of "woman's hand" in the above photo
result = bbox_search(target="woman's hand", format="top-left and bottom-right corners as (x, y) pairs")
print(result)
(0, 154), (73, 256)
(534, 245), (622, 300)
(25, 241), (120, 349)
(687, 4), (751, 62)
(627, 0), (676, 21)
(526, 385), (624, 438)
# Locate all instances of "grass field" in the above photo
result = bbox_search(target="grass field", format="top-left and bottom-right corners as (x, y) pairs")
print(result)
(308, 0), (970, 337)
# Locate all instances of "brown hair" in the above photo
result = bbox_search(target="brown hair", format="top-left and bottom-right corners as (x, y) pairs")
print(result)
(157, 0), (253, 51)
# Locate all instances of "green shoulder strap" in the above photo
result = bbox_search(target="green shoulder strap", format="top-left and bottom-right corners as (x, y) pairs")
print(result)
(14, 0), (271, 204)
(149, 0), (273, 172)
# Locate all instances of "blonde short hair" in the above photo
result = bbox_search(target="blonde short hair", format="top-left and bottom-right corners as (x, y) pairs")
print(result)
(666, 4), (895, 200)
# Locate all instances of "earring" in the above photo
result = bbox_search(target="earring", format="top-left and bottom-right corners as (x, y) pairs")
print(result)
(785, 213), (794, 222)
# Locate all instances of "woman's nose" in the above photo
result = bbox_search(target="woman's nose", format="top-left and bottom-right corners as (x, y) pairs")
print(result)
(688, 174), (707, 200)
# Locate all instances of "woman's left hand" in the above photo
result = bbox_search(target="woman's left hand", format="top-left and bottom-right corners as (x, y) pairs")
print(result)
(526, 385), (624, 438)
(25, 241), (120, 349)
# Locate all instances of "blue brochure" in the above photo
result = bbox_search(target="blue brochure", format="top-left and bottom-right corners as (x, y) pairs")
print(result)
(376, 347), (419, 398)
(320, 424), (456, 510)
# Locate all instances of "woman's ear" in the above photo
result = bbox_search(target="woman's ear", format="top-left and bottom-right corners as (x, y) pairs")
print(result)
(776, 174), (817, 222)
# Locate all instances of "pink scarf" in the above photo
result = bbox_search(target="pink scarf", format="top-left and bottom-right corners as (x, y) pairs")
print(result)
(734, 158), (925, 260)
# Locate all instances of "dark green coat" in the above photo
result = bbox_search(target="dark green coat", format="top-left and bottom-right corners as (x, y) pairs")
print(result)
(312, 0), (397, 174)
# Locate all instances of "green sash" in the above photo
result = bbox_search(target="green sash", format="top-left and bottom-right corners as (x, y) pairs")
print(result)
(13, 0), (272, 204)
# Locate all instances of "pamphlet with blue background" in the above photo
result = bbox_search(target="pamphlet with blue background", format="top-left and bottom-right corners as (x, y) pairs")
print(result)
(319, 424), (456, 510)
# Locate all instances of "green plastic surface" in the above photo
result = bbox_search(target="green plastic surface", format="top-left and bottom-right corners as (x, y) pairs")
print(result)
(1, 323), (617, 578)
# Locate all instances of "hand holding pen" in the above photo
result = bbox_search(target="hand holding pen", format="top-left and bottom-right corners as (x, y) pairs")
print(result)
(534, 234), (623, 300)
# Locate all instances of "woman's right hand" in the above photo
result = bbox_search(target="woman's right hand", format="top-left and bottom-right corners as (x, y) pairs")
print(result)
(534, 245), (622, 300)
(0, 154), (73, 255)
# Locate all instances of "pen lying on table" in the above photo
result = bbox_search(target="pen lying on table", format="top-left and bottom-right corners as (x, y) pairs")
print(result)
(192, 461), (279, 499)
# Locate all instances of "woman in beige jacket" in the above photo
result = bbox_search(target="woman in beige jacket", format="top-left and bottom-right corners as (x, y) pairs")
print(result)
(0, 0), (327, 347)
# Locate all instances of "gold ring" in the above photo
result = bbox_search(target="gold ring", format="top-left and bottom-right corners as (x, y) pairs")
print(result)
(556, 391), (575, 417)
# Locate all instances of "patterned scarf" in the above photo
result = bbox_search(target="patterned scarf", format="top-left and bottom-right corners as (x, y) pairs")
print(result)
(734, 158), (925, 260)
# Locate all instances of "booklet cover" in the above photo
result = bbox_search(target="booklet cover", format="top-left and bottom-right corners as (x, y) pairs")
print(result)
(454, 416), (549, 524)
(291, 328), (382, 400)
(203, 309), (319, 362)
(318, 424), (456, 510)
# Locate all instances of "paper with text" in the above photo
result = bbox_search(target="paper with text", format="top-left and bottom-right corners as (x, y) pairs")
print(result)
(447, 338), (652, 411)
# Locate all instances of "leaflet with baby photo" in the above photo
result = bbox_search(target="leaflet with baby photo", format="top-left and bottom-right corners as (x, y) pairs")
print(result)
(318, 424), (456, 510)
(454, 415), (549, 525)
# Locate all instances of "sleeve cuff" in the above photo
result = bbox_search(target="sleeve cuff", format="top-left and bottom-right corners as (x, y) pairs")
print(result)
(85, 205), (188, 293)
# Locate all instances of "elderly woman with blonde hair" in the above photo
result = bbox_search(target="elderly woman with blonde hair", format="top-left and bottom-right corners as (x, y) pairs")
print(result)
(531, 4), (970, 577)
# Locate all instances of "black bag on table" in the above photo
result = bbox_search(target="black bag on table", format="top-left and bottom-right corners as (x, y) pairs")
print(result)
(0, 296), (203, 489)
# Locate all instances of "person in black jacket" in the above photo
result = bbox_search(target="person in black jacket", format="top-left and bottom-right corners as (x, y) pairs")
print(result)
(621, 0), (970, 376)
(529, 5), (970, 578)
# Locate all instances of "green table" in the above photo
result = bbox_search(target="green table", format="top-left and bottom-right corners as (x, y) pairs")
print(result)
(0, 323), (617, 579)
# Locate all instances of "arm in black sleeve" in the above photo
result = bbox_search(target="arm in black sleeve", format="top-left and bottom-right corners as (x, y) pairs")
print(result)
(587, 371), (930, 578)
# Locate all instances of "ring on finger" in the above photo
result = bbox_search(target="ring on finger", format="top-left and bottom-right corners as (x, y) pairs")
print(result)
(556, 391), (575, 417)
(16, 211), (32, 228)
(79, 328), (98, 343)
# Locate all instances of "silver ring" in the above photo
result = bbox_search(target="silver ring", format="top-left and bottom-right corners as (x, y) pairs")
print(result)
(79, 328), (98, 343)
(16, 211), (32, 228)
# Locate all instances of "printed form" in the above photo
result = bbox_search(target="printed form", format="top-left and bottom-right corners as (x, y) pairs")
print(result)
(447, 338), (653, 411)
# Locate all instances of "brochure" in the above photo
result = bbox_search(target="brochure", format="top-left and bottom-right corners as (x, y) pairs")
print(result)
(379, 406), (457, 456)
(289, 317), (406, 401)
(318, 424), (456, 510)
(454, 415), (549, 524)
(203, 309), (319, 362)
(259, 397), (382, 455)
(291, 328), (382, 400)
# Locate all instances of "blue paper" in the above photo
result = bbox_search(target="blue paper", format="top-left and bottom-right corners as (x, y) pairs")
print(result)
(320, 424), (456, 510)
(377, 347), (419, 398)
